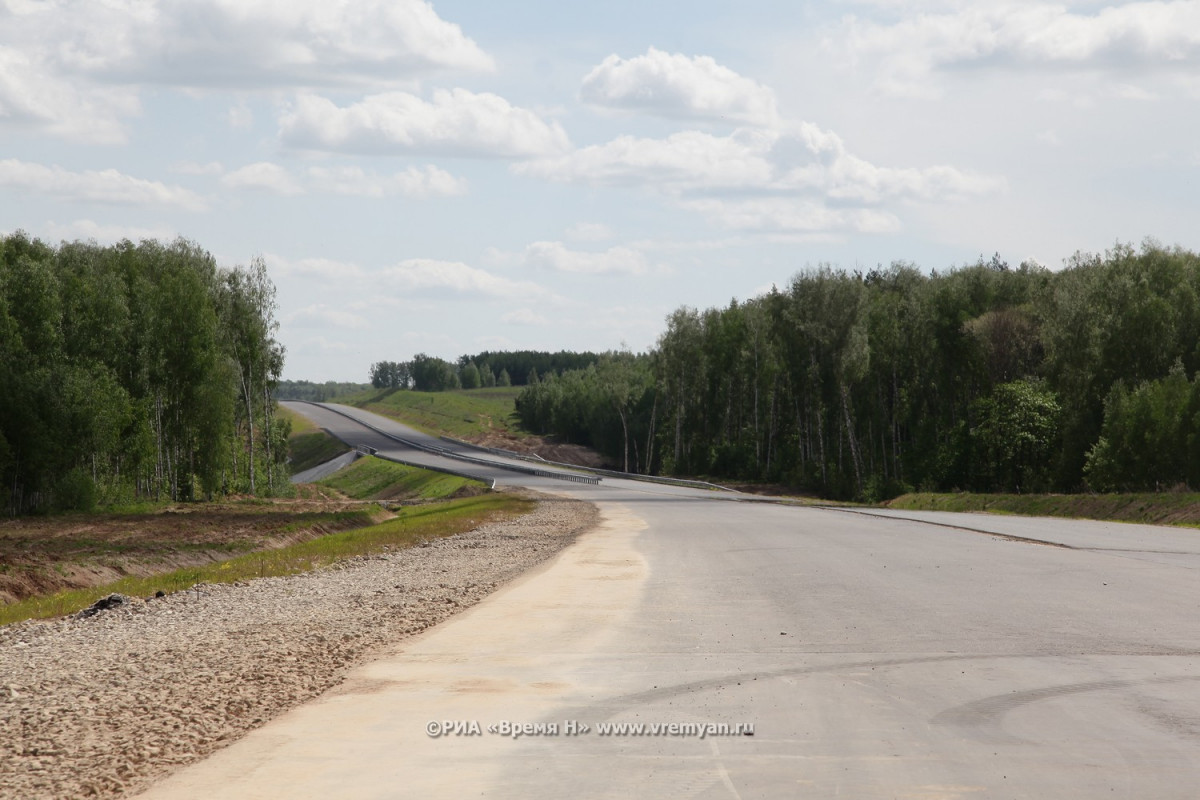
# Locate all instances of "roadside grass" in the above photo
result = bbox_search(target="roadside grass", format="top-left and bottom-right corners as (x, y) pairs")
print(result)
(288, 432), (352, 475)
(278, 404), (318, 436)
(280, 404), (352, 475)
(315, 456), (484, 501)
(887, 491), (1200, 528)
(339, 387), (526, 440)
(1, 493), (532, 626)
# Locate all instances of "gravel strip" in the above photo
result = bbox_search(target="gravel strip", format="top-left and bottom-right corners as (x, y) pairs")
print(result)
(0, 493), (597, 800)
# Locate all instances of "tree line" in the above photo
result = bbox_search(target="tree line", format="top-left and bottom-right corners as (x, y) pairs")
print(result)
(368, 350), (600, 391)
(0, 233), (287, 513)
(516, 242), (1200, 499)
(275, 379), (370, 402)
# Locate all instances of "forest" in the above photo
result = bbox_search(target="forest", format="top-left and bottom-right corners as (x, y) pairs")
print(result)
(0, 233), (286, 513)
(368, 350), (599, 391)
(516, 242), (1200, 500)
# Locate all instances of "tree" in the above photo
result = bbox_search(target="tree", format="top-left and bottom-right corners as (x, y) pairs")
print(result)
(461, 361), (481, 390)
(971, 380), (1061, 492)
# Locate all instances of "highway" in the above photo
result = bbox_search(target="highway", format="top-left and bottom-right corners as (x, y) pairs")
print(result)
(136, 403), (1200, 799)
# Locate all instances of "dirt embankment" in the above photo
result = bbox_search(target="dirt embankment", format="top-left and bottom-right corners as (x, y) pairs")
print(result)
(0, 492), (598, 800)
(469, 431), (608, 469)
(0, 499), (387, 604)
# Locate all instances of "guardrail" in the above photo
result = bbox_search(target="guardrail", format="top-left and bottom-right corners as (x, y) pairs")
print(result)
(437, 435), (739, 493)
(304, 402), (600, 486)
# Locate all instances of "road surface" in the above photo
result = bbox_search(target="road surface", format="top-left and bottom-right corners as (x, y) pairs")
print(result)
(136, 402), (1200, 799)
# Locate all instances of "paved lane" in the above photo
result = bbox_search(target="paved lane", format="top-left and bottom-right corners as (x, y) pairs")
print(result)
(139, 404), (1200, 799)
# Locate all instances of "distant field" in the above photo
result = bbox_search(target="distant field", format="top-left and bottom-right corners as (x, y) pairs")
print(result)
(316, 457), (485, 501)
(340, 387), (526, 440)
(887, 492), (1200, 528)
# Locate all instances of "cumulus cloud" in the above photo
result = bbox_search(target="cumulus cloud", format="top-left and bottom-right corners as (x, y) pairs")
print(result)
(219, 162), (468, 197)
(516, 129), (776, 189)
(305, 165), (467, 197)
(380, 259), (556, 300)
(266, 254), (364, 281)
(521, 241), (650, 274)
(0, 0), (492, 140)
(581, 47), (779, 126)
(517, 122), (1001, 207)
(0, 46), (138, 142)
(40, 219), (179, 244)
(839, 1), (1200, 94)
(4, 0), (492, 89)
(681, 197), (903, 234)
(0, 159), (206, 210)
(284, 304), (368, 329)
(279, 90), (571, 158)
(221, 162), (304, 195)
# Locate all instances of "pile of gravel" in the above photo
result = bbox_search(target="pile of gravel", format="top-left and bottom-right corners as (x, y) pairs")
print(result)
(0, 493), (597, 800)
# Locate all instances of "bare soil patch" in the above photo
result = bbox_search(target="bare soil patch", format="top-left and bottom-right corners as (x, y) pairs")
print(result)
(0, 499), (386, 604)
(470, 430), (607, 468)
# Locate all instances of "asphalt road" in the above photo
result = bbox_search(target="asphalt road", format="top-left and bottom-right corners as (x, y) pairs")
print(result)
(137, 403), (1200, 799)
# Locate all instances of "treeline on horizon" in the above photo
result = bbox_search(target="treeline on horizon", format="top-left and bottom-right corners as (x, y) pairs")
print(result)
(367, 350), (599, 392)
(516, 242), (1200, 500)
(0, 233), (286, 514)
(275, 379), (371, 402)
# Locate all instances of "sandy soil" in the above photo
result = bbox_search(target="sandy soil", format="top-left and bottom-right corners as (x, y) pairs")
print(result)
(470, 430), (608, 469)
(0, 493), (597, 800)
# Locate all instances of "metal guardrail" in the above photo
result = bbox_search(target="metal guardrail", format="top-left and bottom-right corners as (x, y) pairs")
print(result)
(437, 436), (740, 493)
(305, 402), (600, 486)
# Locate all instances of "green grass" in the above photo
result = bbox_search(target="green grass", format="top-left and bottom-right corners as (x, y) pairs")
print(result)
(339, 387), (526, 440)
(280, 405), (352, 475)
(279, 404), (319, 436)
(316, 456), (485, 500)
(887, 491), (1200, 528)
(288, 431), (352, 475)
(1, 493), (532, 626)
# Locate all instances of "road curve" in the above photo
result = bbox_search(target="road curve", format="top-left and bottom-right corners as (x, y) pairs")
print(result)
(136, 403), (1200, 799)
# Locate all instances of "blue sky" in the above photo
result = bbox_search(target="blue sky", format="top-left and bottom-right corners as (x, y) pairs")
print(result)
(3, 0), (1199, 380)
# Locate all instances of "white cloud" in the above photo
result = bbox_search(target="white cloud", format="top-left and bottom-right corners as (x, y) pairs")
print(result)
(518, 123), (1001, 208)
(267, 254), (364, 281)
(221, 162), (304, 195)
(305, 165), (467, 197)
(299, 336), (350, 354)
(227, 102), (253, 129)
(681, 197), (903, 234)
(40, 219), (179, 244)
(501, 308), (549, 325)
(172, 160), (225, 176)
(381, 259), (556, 300)
(0, 159), (206, 210)
(219, 162), (467, 198)
(3, 0), (492, 89)
(279, 90), (570, 158)
(521, 241), (650, 275)
(516, 129), (776, 189)
(284, 304), (368, 329)
(565, 222), (614, 242)
(0, 46), (138, 142)
(580, 47), (779, 126)
(840, 2), (1200, 95)
(0, 0), (492, 141)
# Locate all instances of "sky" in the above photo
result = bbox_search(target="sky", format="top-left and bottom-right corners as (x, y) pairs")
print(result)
(2, 0), (1199, 381)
